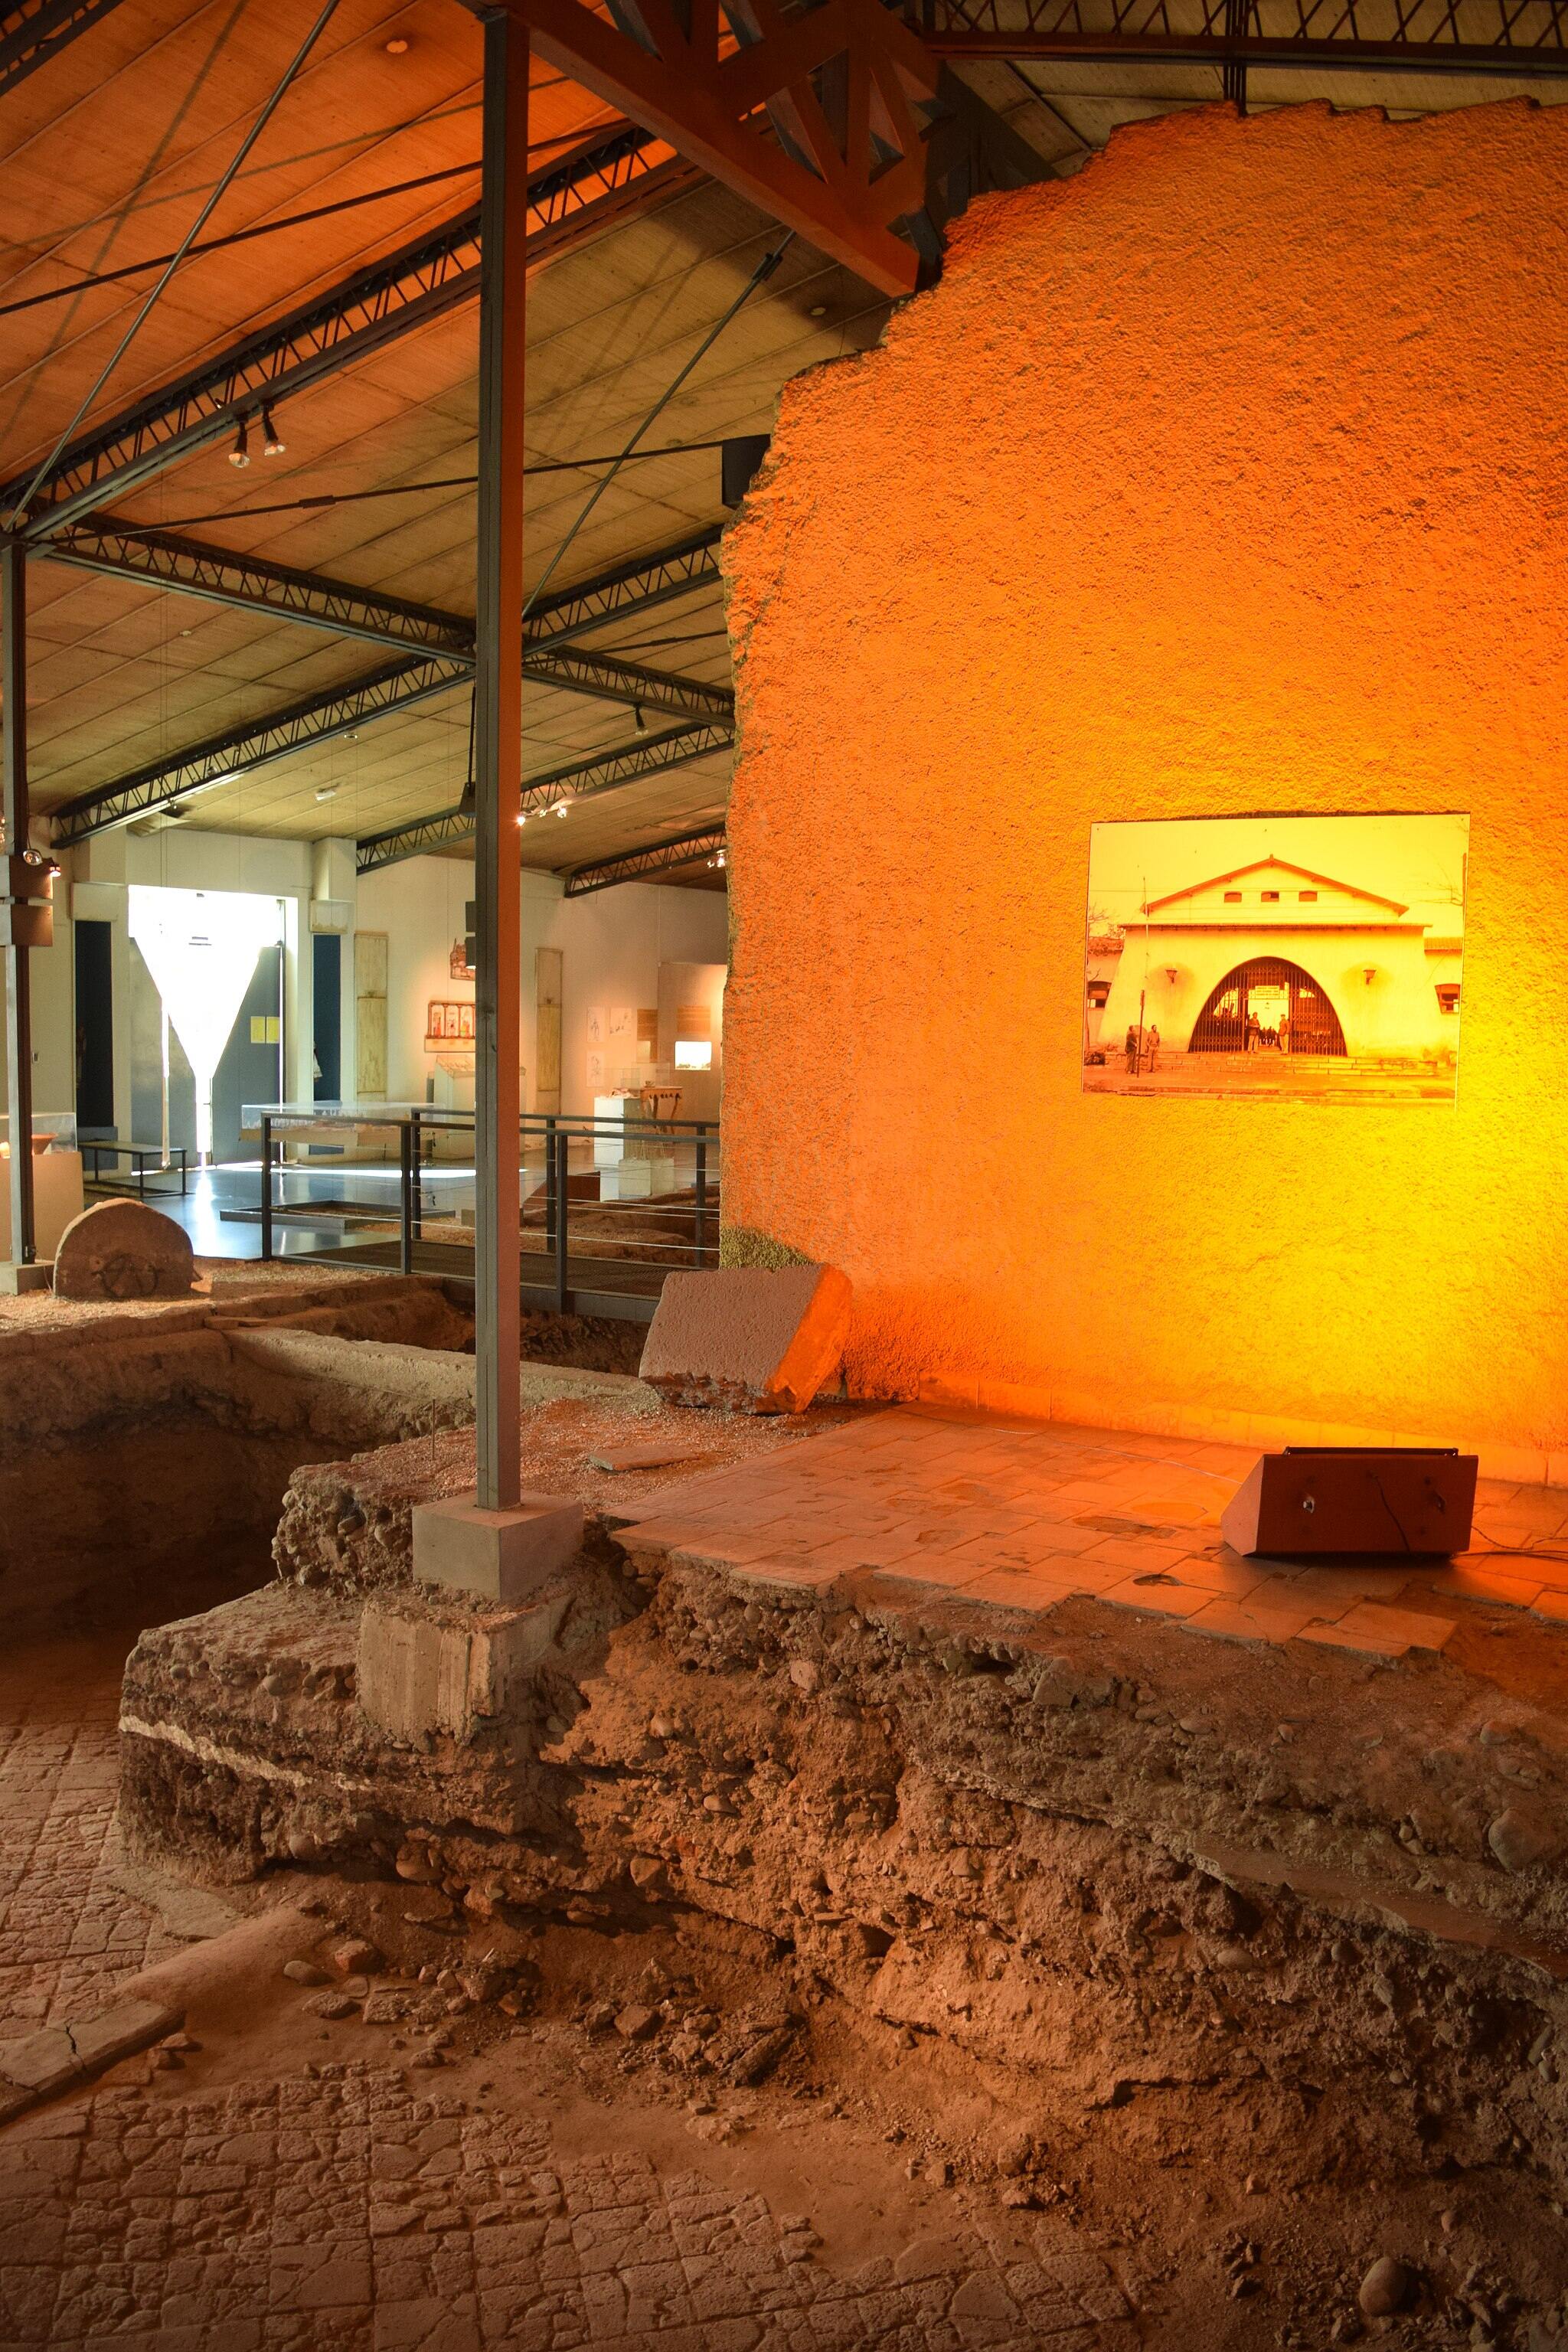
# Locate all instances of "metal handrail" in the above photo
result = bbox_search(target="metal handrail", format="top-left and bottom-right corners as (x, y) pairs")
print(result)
(257, 1104), (720, 1319)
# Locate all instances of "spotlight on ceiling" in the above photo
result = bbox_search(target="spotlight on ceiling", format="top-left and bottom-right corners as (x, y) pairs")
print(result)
(315, 786), (338, 803)
(515, 811), (528, 828)
(384, 34), (410, 52)
(808, 304), (828, 319)
(228, 418), (250, 469)
(261, 404), (286, 458)
(553, 799), (570, 818)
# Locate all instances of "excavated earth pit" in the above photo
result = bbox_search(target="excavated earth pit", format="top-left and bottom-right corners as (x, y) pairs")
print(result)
(92, 1390), (1568, 2347)
(0, 1266), (648, 1625)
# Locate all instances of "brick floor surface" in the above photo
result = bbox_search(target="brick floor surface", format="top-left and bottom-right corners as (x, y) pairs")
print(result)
(620, 1403), (1568, 1658)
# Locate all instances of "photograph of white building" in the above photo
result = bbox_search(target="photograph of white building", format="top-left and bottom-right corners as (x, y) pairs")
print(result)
(1084, 814), (1468, 1102)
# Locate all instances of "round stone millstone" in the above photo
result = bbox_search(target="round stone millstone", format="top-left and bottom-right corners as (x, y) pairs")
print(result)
(52, 1197), (196, 1302)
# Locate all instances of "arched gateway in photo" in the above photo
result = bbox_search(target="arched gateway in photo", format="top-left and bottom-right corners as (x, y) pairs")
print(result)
(1189, 956), (1348, 1056)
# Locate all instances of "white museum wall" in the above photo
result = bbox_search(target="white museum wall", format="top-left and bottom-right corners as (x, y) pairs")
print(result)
(8, 830), (317, 1146)
(354, 858), (728, 1117)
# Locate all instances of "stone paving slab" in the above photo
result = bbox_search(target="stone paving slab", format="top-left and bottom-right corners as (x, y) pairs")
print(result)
(0, 2076), (1122, 2351)
(618, 1403), (1568, 1658)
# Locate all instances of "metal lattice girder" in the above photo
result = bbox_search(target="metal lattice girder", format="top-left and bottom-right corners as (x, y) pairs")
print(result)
(524, 524), (724, 648)
(913, 0), (1568, 71)
(44, 523), (477, 655)
(526, 643), (733, 720)
(356, 717), (735, 872)
(357, 804), (479, 872)
(50, 653), (472, 845)
(564, 822), (726, 894)
(0, 0), (126, 96)
(518, 717), (733, 815)
(5, 125), (698, 535)
(39, 524), (731, 714)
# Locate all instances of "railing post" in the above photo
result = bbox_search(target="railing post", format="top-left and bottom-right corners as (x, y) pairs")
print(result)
(398, 1119), (413, 1276)
(554, 1122), (569, 1312)
(260, 1116), (273, 1263)
(544, 1113), (557, 1252)
(409, 1109), (423, 1245)
(694, 1125), (708, 1266)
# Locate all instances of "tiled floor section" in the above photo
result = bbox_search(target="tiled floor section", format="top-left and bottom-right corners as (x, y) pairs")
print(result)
(0, 2078), (1132, 2351)
(0, 1638), (182, 2030)
(619, 1405), (1568, 1659)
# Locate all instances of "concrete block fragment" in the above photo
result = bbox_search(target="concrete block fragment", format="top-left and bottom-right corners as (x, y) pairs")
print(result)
(53, 1198), (195, 1302)
(66, 2000), (183, 2072)
(0, 1998), (181, 2105)
(0, 2029), (79, 2096)
(412, 1491), (583, 1603)
(358, 1586), (568, 1742)
(639, 1265), (851, 1414)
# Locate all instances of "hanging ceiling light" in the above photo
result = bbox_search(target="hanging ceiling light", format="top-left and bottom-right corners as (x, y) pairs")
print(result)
(633, 704), (648, 735)
(261, 403), (286, 458)
(553, 799), (570, 818)
(228, 418), (250, 469)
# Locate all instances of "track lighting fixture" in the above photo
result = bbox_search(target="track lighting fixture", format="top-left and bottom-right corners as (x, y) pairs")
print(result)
(553, 800), (570, 818)
(228, 418), (250, 469)
(261, 404), (286, 457)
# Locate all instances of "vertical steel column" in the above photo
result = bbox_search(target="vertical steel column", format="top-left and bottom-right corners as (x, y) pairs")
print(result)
(472, 9), (528, 1512)
(2, 543), (34, 1266)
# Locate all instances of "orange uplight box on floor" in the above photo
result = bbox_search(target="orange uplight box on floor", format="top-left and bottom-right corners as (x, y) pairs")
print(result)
(720, 103), (1568, 1479)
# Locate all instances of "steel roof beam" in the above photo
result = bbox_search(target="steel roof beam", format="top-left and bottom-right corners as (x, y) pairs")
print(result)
(523, 524), (724, 648)
(564, 822), (725, 895)
(49, 652), (472, 845)
(357, 717), (734, 873)
(525, 643), (731, 720)
(39, 524), (732, 713)
(0, 0), (126, 97)
(914, 0), (1568, 73)
(4, 124), (699, 535)
(43, 521), (477, 655)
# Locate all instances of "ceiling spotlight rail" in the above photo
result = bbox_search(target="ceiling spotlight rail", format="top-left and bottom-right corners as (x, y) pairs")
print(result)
(49, 653), (471, 845)
(2, 122), (694, 536)
(909, 0), (1568, 67)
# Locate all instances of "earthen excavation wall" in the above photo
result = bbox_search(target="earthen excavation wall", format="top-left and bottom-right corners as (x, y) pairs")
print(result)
(721, 101), (1568, 1477)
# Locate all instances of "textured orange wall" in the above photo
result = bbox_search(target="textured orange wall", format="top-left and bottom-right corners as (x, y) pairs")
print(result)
(721, 101), (1568, 1479)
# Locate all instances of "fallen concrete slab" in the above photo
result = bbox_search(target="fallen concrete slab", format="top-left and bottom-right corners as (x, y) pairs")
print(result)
(639, 1264), (851, 1413)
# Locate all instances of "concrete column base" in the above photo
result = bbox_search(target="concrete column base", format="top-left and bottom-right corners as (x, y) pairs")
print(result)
(358, 1587), (568, 1744)
(411, 1491), (583, 1604)
(0, 1259), (52, 1295)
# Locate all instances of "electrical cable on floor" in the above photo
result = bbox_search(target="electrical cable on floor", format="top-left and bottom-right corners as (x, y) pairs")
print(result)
(520, 228), (796, 625)
(6, 0), (344, 531)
